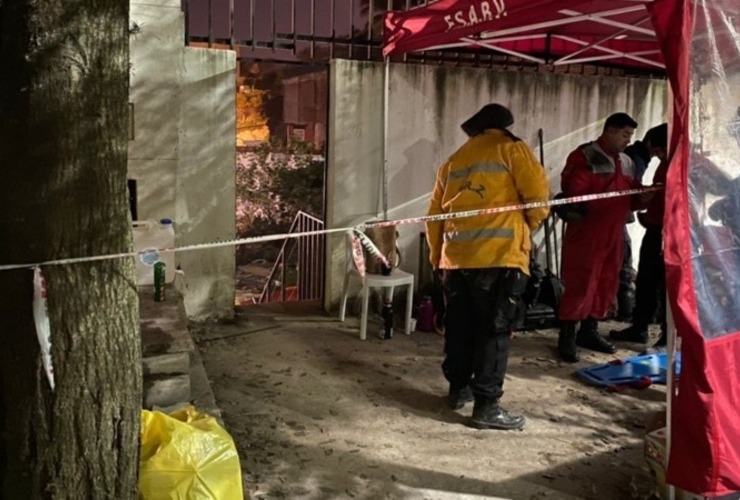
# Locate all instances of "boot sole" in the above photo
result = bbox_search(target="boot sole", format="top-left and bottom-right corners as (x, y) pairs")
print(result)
(470, 419), (525, 431)
(559, 355), (580, 363)
(578, 347), (617, 354)
(575, 341), (617, 354)
(557, 347), (579, 363)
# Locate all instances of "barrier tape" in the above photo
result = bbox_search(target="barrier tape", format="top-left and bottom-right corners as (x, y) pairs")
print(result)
(0, 186), (662, 272)
(358, 185), (661, 230)
(351, 230), (391, 269)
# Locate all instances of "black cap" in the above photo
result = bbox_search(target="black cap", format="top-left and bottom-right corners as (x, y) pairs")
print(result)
(461, 104), (514, 137)
(643, 123), (668, 148)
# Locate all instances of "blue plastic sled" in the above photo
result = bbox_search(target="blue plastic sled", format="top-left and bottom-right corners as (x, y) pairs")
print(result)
(576, 352), (680, 390)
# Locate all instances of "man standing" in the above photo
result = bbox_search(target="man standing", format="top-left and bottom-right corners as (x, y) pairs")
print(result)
(611, 123), (669, 348)
(557, 113), (649, 363)
(614, 124), (661, 320)
(426, 104), (549, 430)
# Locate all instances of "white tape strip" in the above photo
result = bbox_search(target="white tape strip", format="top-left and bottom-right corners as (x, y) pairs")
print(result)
(352, 229), (391, 268)
(0, 186), (661, 272)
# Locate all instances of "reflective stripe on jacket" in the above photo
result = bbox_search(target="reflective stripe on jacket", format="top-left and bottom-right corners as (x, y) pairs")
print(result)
(426, 129), (550, 275)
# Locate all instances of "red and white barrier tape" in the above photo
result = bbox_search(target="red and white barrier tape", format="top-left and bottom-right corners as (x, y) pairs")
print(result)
(0, 186), (661, 272)
(350, 230), (391, 270)
(358, 185), (661, 230)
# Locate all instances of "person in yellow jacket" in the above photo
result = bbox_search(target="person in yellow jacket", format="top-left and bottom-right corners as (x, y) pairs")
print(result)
(426, 103), (549, 430)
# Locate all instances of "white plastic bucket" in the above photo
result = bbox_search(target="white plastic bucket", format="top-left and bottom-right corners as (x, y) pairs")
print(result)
(132, 219), (176, 285)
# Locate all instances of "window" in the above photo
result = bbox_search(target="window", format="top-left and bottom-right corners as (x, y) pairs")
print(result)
(291, 127), (306, 142)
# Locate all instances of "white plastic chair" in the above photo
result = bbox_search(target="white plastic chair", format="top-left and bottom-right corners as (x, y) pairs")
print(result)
(338, 235), (414, 340)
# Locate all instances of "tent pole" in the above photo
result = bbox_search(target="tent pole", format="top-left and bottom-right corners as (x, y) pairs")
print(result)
(664, 103), (675, 500)
(382, 57), (390, 220)
(665, 289), (676, 500)
(538, 128), (554, 271)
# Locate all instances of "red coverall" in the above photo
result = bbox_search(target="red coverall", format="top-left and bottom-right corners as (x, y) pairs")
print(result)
(559, 139), (642, 321)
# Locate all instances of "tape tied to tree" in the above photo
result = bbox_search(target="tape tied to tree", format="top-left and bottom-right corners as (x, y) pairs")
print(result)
(32, 267), (55, 391)
(0, 186), (662, 272)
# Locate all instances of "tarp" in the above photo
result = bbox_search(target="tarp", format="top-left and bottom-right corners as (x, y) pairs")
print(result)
(384, 0), (740, 496)
(652, 0), (740, 495)
(383, 0), (665, 69)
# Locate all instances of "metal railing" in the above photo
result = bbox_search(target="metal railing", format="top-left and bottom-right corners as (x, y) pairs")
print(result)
(182, 0), (429, 62)
(258, 211), (324, 303)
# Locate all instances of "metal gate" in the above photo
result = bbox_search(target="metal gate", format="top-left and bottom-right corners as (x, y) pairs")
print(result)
(257, 211), (325, 304)
(182, 0), (432, 63)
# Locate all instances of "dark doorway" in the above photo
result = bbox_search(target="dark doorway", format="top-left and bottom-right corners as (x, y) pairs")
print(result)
(234, 61), (328, 306)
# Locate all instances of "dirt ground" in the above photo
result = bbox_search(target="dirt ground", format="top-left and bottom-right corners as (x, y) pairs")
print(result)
(235, 263), (272, 306)
(192, 302), (666, 500)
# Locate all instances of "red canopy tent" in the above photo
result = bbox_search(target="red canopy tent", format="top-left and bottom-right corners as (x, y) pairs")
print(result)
(383, 0), (740, 497)
(383, 0), (666, 70)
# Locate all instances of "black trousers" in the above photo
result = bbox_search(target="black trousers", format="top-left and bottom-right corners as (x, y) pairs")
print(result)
(633, 226), (666, 331)
(441, 268), (528, 402)
(622, 225), (634, 273)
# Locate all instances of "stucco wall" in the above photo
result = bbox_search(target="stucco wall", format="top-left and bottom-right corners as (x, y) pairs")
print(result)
(326, 59), (668, 309)
(128, 0), (183, 222)
(129, 0), (236, 320)
(177, 48), (237, 320)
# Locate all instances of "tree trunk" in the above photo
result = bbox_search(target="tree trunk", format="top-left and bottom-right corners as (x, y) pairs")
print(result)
(0, 1), (141, 498)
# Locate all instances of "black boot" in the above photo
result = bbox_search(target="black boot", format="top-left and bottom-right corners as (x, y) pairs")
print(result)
(447, 385), (474, 409)
(557, 320), (579, 363)
(576, 317), (617, 354)
(470, 399), (525, 430)
(577, 316), (598, 335)
(609, 324), (649, 343)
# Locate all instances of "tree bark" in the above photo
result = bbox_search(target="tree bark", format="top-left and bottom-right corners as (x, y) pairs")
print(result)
(0, 1), (141, 498)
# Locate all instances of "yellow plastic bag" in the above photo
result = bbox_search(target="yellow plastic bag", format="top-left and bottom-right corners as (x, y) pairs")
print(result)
(139, 406), (243, 500)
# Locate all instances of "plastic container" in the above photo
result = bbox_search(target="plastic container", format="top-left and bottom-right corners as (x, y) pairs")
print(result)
(132, 219), (175, 285)
(417, 296), (435, 332)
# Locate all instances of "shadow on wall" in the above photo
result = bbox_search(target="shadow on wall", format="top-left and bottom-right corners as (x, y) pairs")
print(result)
(390, 137), (440, 281)
(400, 137), (441, 181)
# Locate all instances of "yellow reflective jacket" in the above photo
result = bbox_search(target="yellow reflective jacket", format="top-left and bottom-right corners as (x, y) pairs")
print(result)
(426, 129), (550, 275)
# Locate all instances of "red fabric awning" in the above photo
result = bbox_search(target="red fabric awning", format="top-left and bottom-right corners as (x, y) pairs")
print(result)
(383, 0), (664, 69)
(653, 0), (740, 496)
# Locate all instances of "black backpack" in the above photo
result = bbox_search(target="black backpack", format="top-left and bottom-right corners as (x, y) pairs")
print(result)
(515, 256), (563, 331)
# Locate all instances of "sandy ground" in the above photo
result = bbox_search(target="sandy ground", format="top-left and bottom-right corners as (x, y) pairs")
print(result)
(235, 263), (272, 306)
(192, 302), (666, 500)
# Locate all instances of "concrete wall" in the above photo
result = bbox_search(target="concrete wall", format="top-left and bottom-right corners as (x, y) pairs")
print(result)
(326, 59), (668, 309)
(129, 0), (236, 320)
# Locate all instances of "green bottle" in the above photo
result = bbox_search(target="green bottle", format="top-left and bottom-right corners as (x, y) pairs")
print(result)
(154, 261), (166, 302)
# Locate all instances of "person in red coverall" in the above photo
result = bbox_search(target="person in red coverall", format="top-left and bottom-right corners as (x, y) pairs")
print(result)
(557, 113), (652, 363)
(610, 123), (669, 348)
